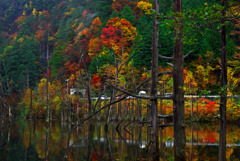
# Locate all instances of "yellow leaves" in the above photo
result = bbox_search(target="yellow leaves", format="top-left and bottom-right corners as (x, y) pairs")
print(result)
(52, 96), (61, 111)
(185, 70), (197, 93)
(88, 52), (94, 57)
(228, 5), (240, 17)
(76, 23), (84, 31)
(227, 67), (240, 95)
(137, 1), (153, 15)
(23, 88), (32, 107)
(23, 10), (26, 16)
(17, 37), (24, 43)
(64, 8), (75, 16)
(24, 3), (28, 9)
(71, 19), (78, 28)
(32, 8), (37, 16)
(48, 36), (55, 42)
(88, 37), (101, 58)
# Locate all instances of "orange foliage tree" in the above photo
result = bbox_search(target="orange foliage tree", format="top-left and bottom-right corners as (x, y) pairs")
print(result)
(101, 17), (137, 57)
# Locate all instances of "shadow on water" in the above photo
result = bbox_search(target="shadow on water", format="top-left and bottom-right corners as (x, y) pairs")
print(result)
(0, 119), (240, 161)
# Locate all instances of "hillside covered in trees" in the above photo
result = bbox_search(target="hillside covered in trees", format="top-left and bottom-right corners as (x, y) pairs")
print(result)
(0, 0), (239, 116)
(0, 0), (239, 111)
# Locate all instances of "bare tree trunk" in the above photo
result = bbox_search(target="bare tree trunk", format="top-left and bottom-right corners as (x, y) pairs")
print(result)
(29, 89), (32, 120)
(219, 0), (227, 160)
(173, 0), (186, 160)
(46, 30), (51, 123)
(151, 0), (159, 160)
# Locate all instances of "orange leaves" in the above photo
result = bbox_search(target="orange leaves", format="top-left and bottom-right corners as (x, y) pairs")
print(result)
(15, 15), (26, 25)
(23, 88), (33, 107)
(141, 75), (147, 81)
(64, 61), (80, 75)
(91, 17), (102, 34)
(88, 38), (101, 58)
(76, 28), (92, 42)
(35, 30), (46, 42)
(101, 17), (137, 56)
(42, 10), (50, 19)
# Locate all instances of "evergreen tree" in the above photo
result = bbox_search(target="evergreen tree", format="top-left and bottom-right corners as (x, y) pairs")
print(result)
(133, 15), (152, 69)
(120, 5), (135, 24)
(3, 36), (40, 92)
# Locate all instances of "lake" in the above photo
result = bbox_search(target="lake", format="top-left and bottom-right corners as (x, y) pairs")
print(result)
(0, 119), (239, 161)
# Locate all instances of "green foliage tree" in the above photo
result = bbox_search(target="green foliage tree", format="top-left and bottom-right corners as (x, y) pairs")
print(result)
(120, 5), (135, 24)
(132, 14), (152, 69)
(1, 36), (40, 93)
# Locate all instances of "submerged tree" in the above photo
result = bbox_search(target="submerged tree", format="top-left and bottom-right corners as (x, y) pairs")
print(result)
(150, 0), (159, 160)
(173, 0), (186, 160)
(219, 0), (227, 160)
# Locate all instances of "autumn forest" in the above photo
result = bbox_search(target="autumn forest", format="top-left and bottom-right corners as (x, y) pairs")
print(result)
(0, 0), (240, 161)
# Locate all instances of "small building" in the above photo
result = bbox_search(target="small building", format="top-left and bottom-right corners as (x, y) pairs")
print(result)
(138, 91), (146, 96)
(70, 88), (86, 96)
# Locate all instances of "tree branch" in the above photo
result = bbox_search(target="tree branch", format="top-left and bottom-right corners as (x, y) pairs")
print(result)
(105, 79), (173, 100)
(70, 95), (128, 133)
(183, 51), (193, 58)
(158, 51), (192, 60)
(158, 54), (173, 60)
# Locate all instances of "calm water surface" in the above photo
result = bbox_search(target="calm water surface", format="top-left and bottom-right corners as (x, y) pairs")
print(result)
(0, 119), (239, 161)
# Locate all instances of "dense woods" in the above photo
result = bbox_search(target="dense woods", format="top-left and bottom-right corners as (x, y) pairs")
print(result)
(0, 0), (240, 160)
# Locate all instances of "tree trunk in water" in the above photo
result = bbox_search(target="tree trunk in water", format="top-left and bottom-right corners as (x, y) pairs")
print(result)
(151, 0), (159, 160)
(30, 89), (32, 120)
(219, 0), (227, 160)
(46, 30), (51, 123)
(173, 0), (186, 160)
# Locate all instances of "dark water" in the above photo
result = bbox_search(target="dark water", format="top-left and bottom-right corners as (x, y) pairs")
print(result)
(0, 119), (239, 161)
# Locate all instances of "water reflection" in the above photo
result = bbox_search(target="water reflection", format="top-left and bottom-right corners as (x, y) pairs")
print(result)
(0, 119), (239, 161)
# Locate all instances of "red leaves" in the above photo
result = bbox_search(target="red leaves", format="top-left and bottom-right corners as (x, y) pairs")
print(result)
(101, 26), (122, 48)
(141, 75), (147, 81)
(82, 9), (89, 18)
(203, 132), (216, 143)
(201, 98), (216, 116)
(183, 68), (187, 80)
(206, 100), (216, 113)
(112, 0), (138, 14)
(91, 74), (102, 88)
(100, 17), (136, 56)
(58, 1), (67, 8)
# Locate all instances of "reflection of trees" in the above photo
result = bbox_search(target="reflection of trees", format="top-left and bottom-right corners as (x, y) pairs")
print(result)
(1, 120), (240, 160)
(229, 147), (240, 160)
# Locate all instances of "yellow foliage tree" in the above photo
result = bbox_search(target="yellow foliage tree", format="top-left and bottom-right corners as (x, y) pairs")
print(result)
(137, 1), (153, 15)
(32, 8), (37, 16)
